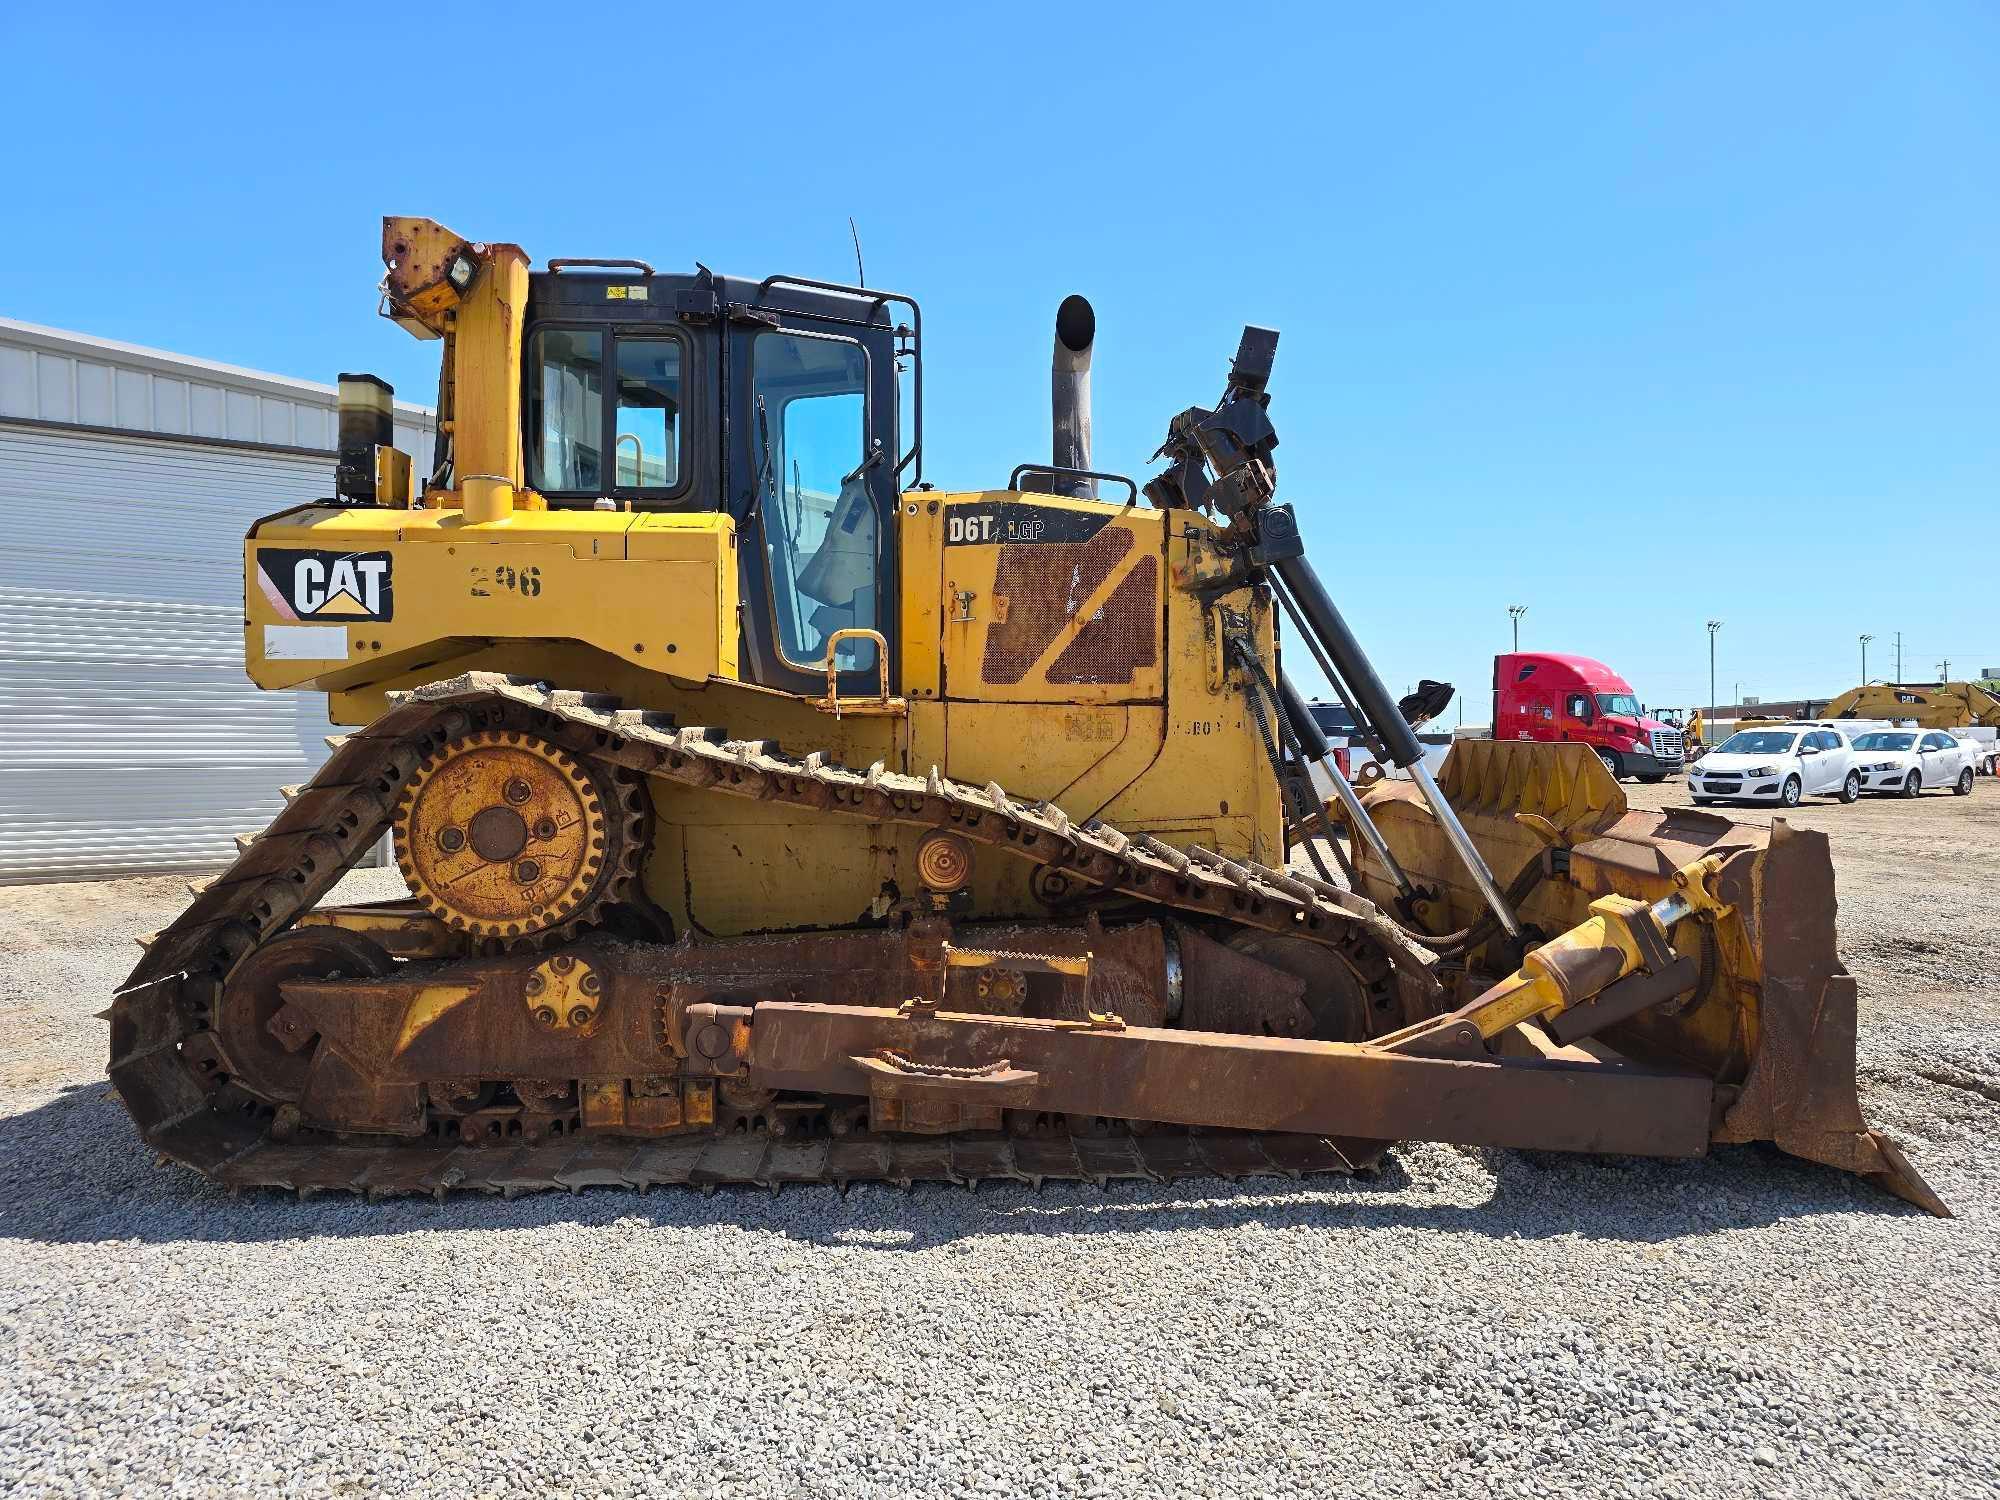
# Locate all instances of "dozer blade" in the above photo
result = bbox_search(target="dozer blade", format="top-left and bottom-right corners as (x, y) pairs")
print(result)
(1340, 740), (1947, 1215)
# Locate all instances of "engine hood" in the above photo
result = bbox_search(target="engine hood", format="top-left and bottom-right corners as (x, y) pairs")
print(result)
(1692, 752), (1790, 773)
(1604, 715), (1676, 739)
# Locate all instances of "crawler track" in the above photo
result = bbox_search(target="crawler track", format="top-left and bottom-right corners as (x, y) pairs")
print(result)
(107, 674), (1441, 1198)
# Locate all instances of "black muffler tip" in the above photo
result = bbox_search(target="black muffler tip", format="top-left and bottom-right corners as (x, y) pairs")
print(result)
(1055, 294), (1096, 363)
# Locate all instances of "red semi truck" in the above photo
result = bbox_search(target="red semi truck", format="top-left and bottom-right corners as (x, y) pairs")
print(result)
(1493, 652), (1684, 782)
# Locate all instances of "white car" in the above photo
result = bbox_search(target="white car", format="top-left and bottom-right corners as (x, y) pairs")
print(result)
(1296, 701), (1450, 797)
(1688, 724), (1859, 807)
(1848, 729), (1980, 798)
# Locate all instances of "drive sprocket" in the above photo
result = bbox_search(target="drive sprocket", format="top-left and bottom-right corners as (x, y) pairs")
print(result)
(393, 728), (643, 944)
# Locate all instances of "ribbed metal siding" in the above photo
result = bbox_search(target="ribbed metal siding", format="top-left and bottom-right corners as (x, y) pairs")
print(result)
(0, 316), (434, 462)
(0, 427), (348, 882)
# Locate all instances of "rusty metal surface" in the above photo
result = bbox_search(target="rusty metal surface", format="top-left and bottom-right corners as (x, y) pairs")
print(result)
(395, 729), (641, 944)
(295, 900), (466, 959)
(1707, 822), (1948, 1215)
(1175, 926), (1313, 1037)
(107, 676), (1438, 1196)
(208, 1129), (1377, 1199)
(1046, 556), (1159, 685)
(1350, 740), (1947, 1214)
(981, 530), (1156, 686)
(103, 673), (1943, 1211)
(209, 928), (396, 1105)
(273, 920), (1188, 1096)
(747, 1003), (1716, 1157)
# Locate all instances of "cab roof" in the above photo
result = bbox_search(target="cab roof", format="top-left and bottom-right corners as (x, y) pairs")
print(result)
(1498, 652), (1634, 692)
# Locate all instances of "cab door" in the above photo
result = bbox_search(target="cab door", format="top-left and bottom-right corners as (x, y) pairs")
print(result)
(728, 309), (901, 699)
(1920, 732), (1954, 787)
(1562, 691), (1593, 743)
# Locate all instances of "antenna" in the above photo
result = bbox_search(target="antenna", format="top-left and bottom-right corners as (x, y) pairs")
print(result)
(847, 217), (865, 287)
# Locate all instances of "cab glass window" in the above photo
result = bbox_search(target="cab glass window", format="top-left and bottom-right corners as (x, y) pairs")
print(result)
(750, 331), (877, 672)
(528, 329), (603, 492)
(614, 339), (681, 488)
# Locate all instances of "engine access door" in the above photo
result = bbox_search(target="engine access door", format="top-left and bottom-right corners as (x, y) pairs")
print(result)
(939, 493), (1164, 704)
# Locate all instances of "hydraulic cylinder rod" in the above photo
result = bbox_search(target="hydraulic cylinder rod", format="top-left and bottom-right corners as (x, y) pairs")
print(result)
(1270, 557), (1422, 767)
(1277, 673), (1418, 897)
(1268, 557), (1523, 938)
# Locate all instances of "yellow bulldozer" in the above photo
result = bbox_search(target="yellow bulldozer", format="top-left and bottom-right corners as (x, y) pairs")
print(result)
(107, 218), (1942, 1213)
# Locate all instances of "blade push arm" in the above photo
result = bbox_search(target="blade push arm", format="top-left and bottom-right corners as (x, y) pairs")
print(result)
(1391, 855), (1729, 1052)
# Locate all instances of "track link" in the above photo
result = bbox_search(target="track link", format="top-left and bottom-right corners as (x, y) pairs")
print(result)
(107, 673), (1441, 1198)
(212, 1131), (1379, 1199)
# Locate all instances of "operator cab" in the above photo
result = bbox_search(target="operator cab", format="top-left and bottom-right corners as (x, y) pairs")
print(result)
(521, 266), (917, 697)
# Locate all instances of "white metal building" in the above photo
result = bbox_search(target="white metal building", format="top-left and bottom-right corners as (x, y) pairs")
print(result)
(0, 317), (434, 882)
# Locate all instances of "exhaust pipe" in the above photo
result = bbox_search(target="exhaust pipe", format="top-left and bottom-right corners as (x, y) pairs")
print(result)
(1052, 294), (1095, 497)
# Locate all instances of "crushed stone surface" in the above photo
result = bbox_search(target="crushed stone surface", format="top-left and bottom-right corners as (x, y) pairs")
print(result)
(2, 785), (1996, 1498)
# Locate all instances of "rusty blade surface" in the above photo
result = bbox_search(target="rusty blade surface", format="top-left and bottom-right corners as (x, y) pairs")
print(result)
(1708, 822), (1949, 1216)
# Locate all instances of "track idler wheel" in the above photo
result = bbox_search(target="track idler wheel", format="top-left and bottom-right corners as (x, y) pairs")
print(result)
(210, 928), (395, 1105)
(1224, 931), (1378, 1043)
(394, 728), (645, 945)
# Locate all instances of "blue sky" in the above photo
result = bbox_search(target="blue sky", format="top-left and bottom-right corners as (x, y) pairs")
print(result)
(6, 3), (1994, 715)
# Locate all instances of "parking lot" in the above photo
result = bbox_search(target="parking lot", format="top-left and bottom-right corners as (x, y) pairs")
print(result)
(1, 782), (1996, 1498)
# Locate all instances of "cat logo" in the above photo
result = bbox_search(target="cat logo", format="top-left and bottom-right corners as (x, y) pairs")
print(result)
(256, 549), (394, 622)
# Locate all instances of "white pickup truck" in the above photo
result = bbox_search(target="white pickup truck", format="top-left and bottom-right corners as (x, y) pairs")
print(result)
(1952, 726), (2000, 776)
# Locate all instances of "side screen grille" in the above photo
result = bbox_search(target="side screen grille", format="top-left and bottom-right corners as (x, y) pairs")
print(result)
(980, 530), (1159, 687)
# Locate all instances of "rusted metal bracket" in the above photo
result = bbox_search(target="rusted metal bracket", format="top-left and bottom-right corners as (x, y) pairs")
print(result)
(851, 1049), (1041, 1103)
(924, 944), (1123, 1029)
(1546, 956), (1698, 1046)
(295, 900), (465, 959)
(809, 628), (905, 719)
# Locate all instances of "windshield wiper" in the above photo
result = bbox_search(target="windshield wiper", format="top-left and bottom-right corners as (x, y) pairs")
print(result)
(750, 395), (775, 520)
(842, 437), (887, 488)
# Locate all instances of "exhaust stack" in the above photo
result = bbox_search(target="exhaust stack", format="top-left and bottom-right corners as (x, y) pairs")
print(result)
(1052, 294), (1095, 497)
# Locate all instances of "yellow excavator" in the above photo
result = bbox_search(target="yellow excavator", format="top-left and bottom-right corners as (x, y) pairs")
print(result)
(106, 218), (1942, 1212)
(1821, 681), (2000, 730)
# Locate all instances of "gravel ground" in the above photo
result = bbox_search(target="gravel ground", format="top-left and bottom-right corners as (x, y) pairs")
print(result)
(2, 785), (1997, 1498)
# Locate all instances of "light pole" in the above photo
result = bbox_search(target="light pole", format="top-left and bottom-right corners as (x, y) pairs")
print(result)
(1859, 633), (1873, 683)
(1507, 604), (1527, 651)
(1706, 620), (1723, 723)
